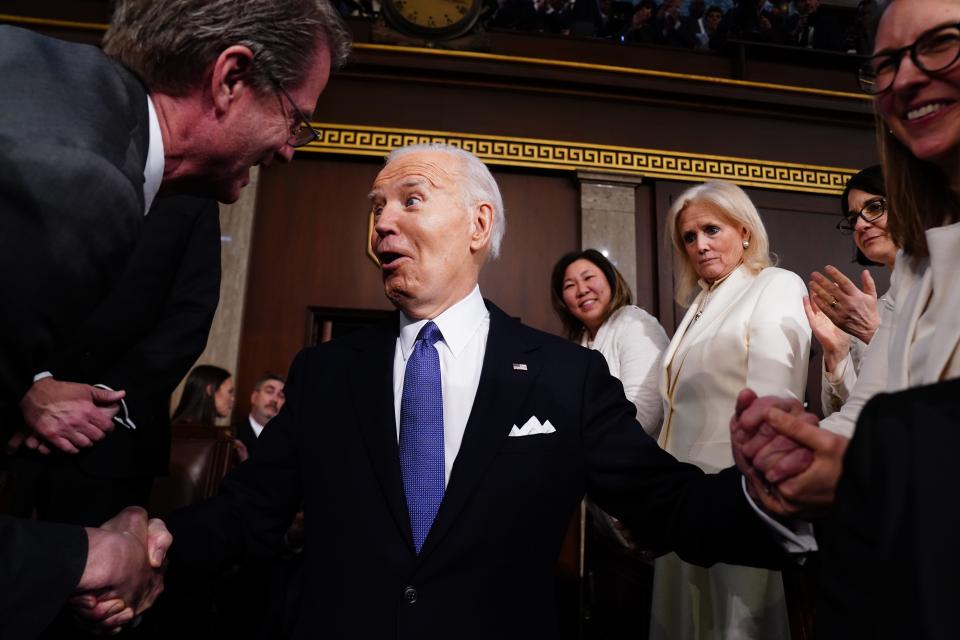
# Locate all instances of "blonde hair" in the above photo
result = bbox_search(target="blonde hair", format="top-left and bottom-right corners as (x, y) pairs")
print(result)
(665, 181), (772, 306)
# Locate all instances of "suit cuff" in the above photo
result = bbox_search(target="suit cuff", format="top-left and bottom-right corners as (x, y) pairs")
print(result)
(741, 476), (818, 554)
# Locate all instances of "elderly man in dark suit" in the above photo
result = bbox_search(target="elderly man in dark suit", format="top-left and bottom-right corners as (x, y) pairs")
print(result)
(163, 144), (812, 639)
(0, 0), (350, 635)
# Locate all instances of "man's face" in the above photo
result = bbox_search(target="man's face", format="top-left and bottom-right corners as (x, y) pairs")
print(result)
(209, 43), (332, 203)
(250, 379), (285, 424)
(369, 151), (490, 319)
(802, 0), (819, 14)
(706, 9), (723, 30)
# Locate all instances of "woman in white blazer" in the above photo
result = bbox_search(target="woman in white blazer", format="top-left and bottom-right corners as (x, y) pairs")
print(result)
(742, 0), (960, 515)
(552, 247), (669, 538)
(651, 181), (811, 640)
(551, 248), (669, 435)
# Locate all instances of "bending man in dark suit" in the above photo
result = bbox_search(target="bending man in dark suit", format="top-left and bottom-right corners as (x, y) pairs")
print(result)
(0, 0), (351, 446)
(163, 144), (814, 638)
(0, 0), (350, 634)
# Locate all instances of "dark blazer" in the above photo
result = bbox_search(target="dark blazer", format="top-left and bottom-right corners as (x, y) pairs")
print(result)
(0, 515), (87, 640)
(41, 195), (221, 479)
(232, 417), (261, 459)
(817, 378), (960, 640)
(166, 302), (786, 639)
(0, 26), (150, 411)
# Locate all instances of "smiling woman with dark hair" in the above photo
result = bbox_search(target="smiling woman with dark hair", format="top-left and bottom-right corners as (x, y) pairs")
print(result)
(551, 248), (668, 435)
(803, 165), (899, 416)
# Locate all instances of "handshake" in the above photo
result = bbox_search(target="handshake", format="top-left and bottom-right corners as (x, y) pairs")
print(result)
(73, 507), (172, 633)
(731, 389), (850, 519)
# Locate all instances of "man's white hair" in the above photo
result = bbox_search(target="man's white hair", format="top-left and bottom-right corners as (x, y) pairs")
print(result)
(385, 143), (506, 259)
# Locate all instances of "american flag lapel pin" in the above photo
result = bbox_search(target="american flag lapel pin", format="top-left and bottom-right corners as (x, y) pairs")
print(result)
(512, 363), (528, 371)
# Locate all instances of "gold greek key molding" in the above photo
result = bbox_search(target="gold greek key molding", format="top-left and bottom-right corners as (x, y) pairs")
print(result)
(304, 123), (855, 195)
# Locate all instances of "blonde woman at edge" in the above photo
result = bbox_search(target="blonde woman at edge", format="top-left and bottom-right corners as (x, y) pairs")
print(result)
(652, 181), (811, 640)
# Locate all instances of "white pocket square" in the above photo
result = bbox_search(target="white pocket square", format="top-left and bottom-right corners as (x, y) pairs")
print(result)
(509, 415), (556, 437)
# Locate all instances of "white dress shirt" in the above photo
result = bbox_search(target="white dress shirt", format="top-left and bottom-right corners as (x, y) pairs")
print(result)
(248, 415), (265, 439)
(143, 94), (164, 214)
(393, 285), (490, 486)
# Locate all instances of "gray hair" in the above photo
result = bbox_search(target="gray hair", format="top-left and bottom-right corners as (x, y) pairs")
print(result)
(103, 0), (351, 96)
(385, 143), (507, 260)
(665, 181), (773, 306)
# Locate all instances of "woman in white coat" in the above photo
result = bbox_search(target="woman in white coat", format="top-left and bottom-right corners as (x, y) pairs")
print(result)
(651, 181), (811, 640)
(741, 0), (960, 516)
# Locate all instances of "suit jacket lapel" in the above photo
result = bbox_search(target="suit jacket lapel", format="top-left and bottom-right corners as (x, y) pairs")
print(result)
(347, 315), (415, 551)
(922, 228), (960, 383)
(418, 302), (541, 561)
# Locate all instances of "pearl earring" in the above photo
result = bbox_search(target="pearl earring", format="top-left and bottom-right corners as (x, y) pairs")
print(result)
(742, 240), (750, 249)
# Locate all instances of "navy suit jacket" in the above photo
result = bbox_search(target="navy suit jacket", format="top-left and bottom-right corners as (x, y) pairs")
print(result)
(166, 302), (786, 639)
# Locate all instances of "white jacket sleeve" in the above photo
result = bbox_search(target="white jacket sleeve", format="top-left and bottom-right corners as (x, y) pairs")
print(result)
(744, 269), (812, 401)
(612, 308), (670, 438)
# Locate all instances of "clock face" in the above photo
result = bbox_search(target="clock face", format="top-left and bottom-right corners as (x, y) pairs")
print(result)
(383, 0), (481, 38)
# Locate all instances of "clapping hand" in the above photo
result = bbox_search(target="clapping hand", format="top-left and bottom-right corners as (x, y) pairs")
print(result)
(70, 507), (172, 633)
(808, 266), (880, 344)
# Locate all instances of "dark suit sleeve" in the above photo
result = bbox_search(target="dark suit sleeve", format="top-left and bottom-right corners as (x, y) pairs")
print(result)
(0, 27), (148, 409)
(579, 349), (786, 569)
(87, 198), (220, 408)
(0, 515), (87, 640)
(164, 351), (307, 580)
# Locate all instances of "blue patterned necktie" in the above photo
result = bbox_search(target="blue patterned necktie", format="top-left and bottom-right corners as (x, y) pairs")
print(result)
(399, 321), (445, 554)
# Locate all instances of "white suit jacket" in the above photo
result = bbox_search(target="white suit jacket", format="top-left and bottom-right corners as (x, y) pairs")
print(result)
(822, 220), (960, 437)
(659, 265), (812, 472)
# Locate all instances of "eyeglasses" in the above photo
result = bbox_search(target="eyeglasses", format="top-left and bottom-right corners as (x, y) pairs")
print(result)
(837, 197), (886, 234)
(858, 22), (960, 95)
(272, 81), (320, 148)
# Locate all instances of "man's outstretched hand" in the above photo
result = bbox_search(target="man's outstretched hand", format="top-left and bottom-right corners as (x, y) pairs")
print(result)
(71, 507), (172, 633)
(731, 389), (849, 518)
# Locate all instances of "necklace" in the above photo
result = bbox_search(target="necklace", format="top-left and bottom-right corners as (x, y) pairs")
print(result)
(692, 291), (711, 323)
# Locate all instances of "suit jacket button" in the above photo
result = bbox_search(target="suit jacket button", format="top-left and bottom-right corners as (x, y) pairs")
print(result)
(403, 586), (418, 604)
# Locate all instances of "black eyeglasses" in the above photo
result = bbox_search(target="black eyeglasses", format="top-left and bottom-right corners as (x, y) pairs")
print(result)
(837, 197), (886, 234)
(272, 81), (321, 148)
(858, 22), (960, 95)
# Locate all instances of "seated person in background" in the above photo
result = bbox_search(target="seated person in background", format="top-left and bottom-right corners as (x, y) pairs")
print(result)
(653, 180), (811, 640)
(619, 0), (660, 44)
(802, 166), (897, 416)
(686, 4), (725, 49)
(171, 365), (234, 427)
(232, 373), (286, 463)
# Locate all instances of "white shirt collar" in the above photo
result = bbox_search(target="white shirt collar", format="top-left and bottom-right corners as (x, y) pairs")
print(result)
(143, 94), (165, 215)
(398, 285), (488, 361)
(248, 414), (265, 438)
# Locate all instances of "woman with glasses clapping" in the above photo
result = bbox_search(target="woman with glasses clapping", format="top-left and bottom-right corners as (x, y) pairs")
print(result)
(802, 166), (899, 416)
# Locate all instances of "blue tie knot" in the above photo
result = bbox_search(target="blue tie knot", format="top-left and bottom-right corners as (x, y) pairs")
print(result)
(418, 321), (443, 347)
